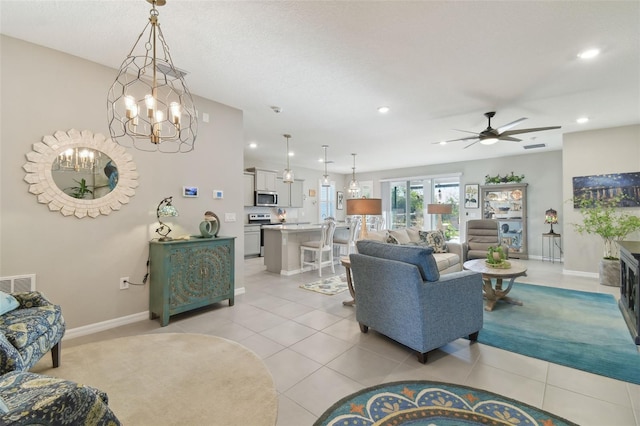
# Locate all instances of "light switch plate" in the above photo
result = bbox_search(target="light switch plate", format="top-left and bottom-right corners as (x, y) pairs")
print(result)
(224, 213), (236, 222)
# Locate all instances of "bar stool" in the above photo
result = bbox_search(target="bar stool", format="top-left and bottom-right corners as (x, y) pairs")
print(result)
(334, 216), (361, 256)
(300, 218), (336, 277)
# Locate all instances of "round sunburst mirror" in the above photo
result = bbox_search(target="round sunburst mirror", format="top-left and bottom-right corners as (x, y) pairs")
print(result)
(23, 129), (139, 218)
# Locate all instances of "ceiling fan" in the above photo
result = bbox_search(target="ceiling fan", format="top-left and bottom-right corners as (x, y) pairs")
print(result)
(436, 111), (561, 149)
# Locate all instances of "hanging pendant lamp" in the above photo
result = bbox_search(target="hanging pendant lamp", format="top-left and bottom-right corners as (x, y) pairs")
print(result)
(282, 134), (294, 183)
(322, 145), (331, 187)
(348, 153), (361, 197)
(107, 0), (198, 153)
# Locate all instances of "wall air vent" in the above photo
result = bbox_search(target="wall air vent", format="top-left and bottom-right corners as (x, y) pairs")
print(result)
(0, 274), (36, 293)
(523, 143), (546, 150)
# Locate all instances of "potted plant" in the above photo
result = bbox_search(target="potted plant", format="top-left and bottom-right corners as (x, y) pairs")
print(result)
(573, 195), (640, 286)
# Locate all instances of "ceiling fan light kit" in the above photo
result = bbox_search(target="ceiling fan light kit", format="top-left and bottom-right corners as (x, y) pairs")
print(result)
(435, 111), (561, 149)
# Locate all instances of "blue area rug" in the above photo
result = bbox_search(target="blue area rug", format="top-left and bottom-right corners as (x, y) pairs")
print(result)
(314, 380), (578, 426)
(479, 282), (640, 384)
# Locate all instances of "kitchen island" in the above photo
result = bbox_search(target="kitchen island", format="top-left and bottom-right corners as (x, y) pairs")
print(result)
(263, 223), (348, 275)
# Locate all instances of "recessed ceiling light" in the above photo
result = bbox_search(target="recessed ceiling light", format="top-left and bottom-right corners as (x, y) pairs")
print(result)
(439, 141), (447, 145)
(577, 48), (600, 59)
(576, 117), (589, 124)
(248, 142), (257, 149)
(377, 106), (390, 114)
(288, 152), (294, 157)
(318, 157), (324, 162)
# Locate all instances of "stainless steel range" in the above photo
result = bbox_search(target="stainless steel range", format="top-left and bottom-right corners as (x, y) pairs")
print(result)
(248, 213), (273, 256)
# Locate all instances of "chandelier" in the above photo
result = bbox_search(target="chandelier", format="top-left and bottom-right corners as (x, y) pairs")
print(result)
(348, 153), (360, 197)
(282, 134), (294, 183)
(107, 0), (198, 153)
(321, 145), (331, 187)
(54, 148), (100, 172)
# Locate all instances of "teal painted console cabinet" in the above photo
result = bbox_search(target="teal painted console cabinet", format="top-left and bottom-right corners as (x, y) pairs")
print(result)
(149, 237), (235, 326)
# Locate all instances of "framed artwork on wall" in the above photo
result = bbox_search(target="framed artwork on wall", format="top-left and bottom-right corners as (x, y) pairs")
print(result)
(572, 171), (640, 207)
(337, 191), (344, 210)
(464, 184), (479, 208)
(183, 186), (199, 197)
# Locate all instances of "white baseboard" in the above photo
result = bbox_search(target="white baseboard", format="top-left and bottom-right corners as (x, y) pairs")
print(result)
(64, 287), (246, 341)
(563, 269), (598, 279)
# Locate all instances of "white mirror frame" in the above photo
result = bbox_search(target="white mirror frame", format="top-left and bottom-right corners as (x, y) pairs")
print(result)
(23, 129), (139, 218)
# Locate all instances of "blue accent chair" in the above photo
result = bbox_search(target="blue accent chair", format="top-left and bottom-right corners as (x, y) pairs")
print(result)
(350, 240), (484, 363)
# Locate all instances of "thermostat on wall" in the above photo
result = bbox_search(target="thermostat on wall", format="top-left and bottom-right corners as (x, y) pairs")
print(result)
(213, 190), (224, 199)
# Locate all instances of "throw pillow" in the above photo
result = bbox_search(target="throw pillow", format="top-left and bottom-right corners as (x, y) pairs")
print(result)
(418, 230), (448, 253)
(405, 227), (421, 243)
(0, 291), (19, 315)
(365, 230), (388, 242)
(389, 229), (411, 245)
(386, 234), (399, 244)
(355, 240), (440, 282)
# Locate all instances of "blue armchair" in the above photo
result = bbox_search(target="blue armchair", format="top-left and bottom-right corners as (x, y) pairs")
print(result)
(350, 240), (484, 363)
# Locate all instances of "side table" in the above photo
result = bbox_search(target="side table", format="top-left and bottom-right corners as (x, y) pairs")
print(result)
(542, 232), (562, 263)
(340, 256), (355, 306)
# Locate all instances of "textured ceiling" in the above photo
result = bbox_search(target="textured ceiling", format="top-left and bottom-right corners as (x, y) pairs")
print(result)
(1, 1), (638, 173)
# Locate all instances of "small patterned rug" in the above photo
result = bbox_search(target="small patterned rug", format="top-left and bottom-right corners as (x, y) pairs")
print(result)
(300, 274), (348, 295)
(314, 380), (578, 426)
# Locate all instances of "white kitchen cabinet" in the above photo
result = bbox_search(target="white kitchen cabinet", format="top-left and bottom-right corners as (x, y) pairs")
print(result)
(254, 169), (277, 191)
(290, 180), (304, 208)
(275, 178), (304, 207)
(244, 225), (261, 257)
(276, 178), (290, 207)
(244, 173), (255, 206)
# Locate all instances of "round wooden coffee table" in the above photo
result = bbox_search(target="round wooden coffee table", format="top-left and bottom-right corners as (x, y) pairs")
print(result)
(463, 259), (528, 311)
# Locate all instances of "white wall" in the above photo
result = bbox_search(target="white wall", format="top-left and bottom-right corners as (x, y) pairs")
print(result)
(352, 150), (564, 258)
(562, 125), (640, 274)
(0, 36), (245, 328)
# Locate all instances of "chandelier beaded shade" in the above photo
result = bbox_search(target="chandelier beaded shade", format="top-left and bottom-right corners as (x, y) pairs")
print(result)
(322, 145), (331, 187)
(348, 153), (360, 198)
(107, 0), (198, 153)
(282, 134), (294, 183)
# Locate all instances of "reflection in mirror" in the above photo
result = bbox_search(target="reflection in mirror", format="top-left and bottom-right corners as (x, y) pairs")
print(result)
(24, 129), (138, 218)
(51, 148), (117, 199)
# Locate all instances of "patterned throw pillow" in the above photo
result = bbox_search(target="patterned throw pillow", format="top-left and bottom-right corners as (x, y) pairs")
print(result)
(386, 234), (399, 244)
(418, 230), (448, 253)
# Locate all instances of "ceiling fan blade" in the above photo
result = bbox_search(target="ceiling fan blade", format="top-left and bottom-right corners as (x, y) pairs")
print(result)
(463, 140), (480, 149)
(497, 136), (522, 142)
(454, 129), (482, 135)
(497, 117), (527, 133)
(501, 126), (561, 137)
(431, 135), (480, 144)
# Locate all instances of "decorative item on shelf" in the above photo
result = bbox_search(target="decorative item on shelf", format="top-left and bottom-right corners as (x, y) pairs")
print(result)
(545, 208), (558, 234)
(321, 145), (331, 187)
(156, 196), (178, 241)
(107, 0), (198, 153)
(486, 246), (510, 268)
(485, 172), (525, 184)
(347, 153), (361, 198)
(427, 203), (453, 232)
(282, 134), (294, 183)
(199, 211), (219, 238)
(346, 197), (382, 240)
(277, 208), (287, 223)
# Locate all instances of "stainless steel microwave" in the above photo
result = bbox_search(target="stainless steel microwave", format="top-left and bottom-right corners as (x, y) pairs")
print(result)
(255, 191), (278, 207)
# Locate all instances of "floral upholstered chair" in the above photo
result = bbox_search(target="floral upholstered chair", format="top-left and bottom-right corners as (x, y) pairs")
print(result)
(0, 291), (65, 375)
(0, 371), (121, 425)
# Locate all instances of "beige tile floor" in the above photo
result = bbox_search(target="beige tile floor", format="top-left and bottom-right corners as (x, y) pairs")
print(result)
(65, 257), (640, 426)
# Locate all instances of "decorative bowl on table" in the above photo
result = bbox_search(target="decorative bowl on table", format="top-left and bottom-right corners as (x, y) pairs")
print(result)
(485, 260), (511, 269)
